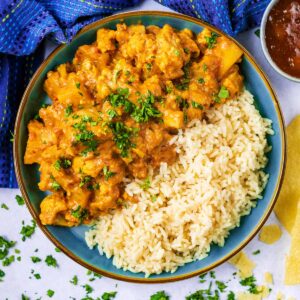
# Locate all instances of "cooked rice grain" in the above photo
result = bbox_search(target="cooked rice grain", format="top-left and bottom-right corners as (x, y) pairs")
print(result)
(85, 90), (273, 276)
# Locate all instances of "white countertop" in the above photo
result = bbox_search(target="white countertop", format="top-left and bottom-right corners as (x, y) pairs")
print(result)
(1, 1), (300, 299)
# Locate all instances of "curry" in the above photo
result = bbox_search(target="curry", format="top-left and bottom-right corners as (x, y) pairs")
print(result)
(24, 24), (244, 226)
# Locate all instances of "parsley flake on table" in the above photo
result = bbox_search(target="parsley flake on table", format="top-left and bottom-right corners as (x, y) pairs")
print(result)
(20, 220), (36, 241)
(45, 255), (58, 267)
(101, 291), (117, 300)
(150, 291), (169, 300)
(2, 255), (15, 266)
(34, 272), (41, 279)
(0, 236), (16, 260)
(216, 280), (227, 292)
(70, 275), (78, 285)
(47, 289), (55, 298)
(227, 291), (235, 300)
(54, 247), (61, 252)
(83, 284), (93, 294)
(252, 249), (260, 255)
(199, 272), (207, 283)
(239, 276), (260, 294)
(21, 294), (30, 300)
(0, 269), (5, 281)
(186, 287), (219, 300)
(15, 195), (25, 206)
(1, 203), (9, 210)
(210, 271), (216, 279)
(31, 256), (41, 263)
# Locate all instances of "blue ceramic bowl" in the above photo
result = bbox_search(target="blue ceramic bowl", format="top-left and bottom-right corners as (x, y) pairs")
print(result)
(14, 11), (286, 283)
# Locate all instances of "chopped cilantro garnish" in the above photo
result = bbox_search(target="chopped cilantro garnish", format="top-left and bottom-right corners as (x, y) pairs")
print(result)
(15, 249), (20, 254)
(239, 276), (260, 294)
(203, 64), (208, 72)
(47, 289), (55, 298)
(218, 86), (229, 99)
(107, 109), (118, 120)
(1, 203), (9, 210)
(192, 101), (204, 110)
(20, 220), (36, 241)
(184, 47), (190, 54)
(70, 275), (78, 285)
(109, 122), (136, 157)
(101, 291), (117, 300)
(54, 157), (72, 171)
(31, 256), (41, 263)
(150, 291), (169, 300)
(131, 92), (161, 123)
(71, 205), (88, 223)
(216, 281), (227, 292)
(15, 195), (25, 206)
(103, 166), (116, 181)
(108, 88), (132, 112)
(165, 86), (173, 94)
(115, 70), (121, 82)
(151, 195), (157, 202)
(79, 176), (92, 188)
(22, 294), (30, 300)
(127, 75), (135, 84)
(0, 269), (5, 278)
(73, 119), (99, 156)
(198, 78), (205, 84)
(75, 82), (81, 89)
(55, 247), (61, 253)
(252, 250), (260, 255)
(175, 63), (190, 91)
(174, 49), (180, 56)
(51, 181), (61, 191)
(205, 31), (219, 49)
(227, 291), (235, 300)
(210, 271), (216, 279)
(140, 177), (151, 190)
(45, 255), (57, 267)
(146, 62), (152, 71)
(65, 105), (73, 117)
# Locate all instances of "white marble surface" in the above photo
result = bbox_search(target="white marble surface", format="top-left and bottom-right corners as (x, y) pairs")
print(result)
(1, 0), (300, 299)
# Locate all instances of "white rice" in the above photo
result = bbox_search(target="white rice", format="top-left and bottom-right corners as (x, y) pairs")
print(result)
(85, 90), (273, 276)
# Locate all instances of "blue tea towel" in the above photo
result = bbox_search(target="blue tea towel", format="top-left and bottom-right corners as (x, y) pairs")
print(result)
(0, 0), (271, 188)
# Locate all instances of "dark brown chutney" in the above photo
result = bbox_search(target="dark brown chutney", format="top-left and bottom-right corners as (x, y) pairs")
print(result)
(265, 0), (300, 78)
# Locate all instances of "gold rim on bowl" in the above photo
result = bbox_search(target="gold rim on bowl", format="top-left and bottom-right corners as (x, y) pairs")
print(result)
(13, 10), (286, 283)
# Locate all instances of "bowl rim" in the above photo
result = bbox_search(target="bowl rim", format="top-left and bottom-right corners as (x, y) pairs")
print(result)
(260, 0), (300, 83)
(14, 10), (286, 283)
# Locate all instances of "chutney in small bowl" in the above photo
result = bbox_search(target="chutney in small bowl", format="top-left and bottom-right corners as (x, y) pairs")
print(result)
(261, 0), (300, 82)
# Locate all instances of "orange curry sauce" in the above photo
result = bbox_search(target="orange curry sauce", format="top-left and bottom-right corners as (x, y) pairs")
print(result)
(265, 0), (300, 78)
(24, 24), (244, 226)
